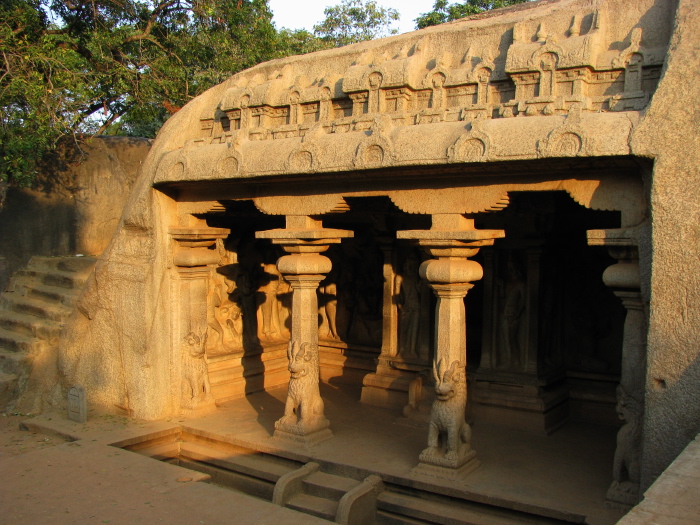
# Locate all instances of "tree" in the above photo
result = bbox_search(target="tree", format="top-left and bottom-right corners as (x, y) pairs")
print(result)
(1, 0), (280, 185)
(314, 0), (400, 47)
(416, 0), (530, 29)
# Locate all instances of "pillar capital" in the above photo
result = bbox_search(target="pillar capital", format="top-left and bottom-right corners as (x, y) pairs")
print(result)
(588, 226), (642, 292)
(170, 227), (230, 268)
(397, 214), (504, 259)
(256, 215), (353, 254)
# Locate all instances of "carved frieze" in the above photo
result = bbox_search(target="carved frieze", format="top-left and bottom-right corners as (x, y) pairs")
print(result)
(150, 0), (668, 187)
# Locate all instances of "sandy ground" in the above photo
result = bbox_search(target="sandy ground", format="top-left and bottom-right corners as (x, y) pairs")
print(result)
(0, 412), (69, 459)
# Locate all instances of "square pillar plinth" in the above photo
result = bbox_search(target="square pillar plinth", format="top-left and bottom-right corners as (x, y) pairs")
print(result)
(472, 377), (569, 435)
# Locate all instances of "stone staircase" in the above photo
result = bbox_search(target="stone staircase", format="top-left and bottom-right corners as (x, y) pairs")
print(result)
(123, 428), (582, 524)
(0, 256), (96, 411)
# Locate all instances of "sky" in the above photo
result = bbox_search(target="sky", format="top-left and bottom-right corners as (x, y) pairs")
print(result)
(267, 0), (437, 36)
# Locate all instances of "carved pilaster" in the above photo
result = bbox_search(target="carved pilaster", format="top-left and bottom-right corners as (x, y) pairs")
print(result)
(257, 216), (353, 445)
(588, 227), (646, 508)
(399, 214), (504, 480)
(170, 227), (230, 416)
(474, 243), (569, 435)
(361, 240), (430, 415)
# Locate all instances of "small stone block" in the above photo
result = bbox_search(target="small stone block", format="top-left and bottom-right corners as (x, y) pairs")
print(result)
(410, 457), (481, 482)
(67, 385), (87, 423)
(272, 427), (333, 447)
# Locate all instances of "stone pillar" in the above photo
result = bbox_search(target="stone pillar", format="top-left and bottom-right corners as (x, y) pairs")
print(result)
(257, 216), (352, 445)
(170, 227), (230, 417)
(399, 214), (504, 480)
(588, 227), (647, 508)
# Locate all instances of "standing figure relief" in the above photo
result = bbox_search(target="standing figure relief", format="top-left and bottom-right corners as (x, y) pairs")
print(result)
(237, 270), (261, 349)
(207, 268), (244, 355)
(319, 278), (340, 340)
(258, 261), (284, 341)
(181, 330), (213, 409)
(420, 359), (472, 465)
(497, 257), (526, 371)
(276, 340), (329, 435)
(396, 254), (422, 358)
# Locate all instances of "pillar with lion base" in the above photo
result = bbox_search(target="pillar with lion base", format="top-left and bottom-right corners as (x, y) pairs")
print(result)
(588, 225), (647, 509)
(170, 227), (230, 418)
(399, 214), (504, 481)
(256, 215), (353, 446)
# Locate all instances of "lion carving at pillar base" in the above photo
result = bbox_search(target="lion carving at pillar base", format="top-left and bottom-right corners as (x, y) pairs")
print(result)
(275, 340), (329, 436)
(419, 359), (475, 468)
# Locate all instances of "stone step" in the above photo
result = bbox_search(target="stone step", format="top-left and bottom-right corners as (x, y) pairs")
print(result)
(286, 493), (338, 522)
(0, 327), (46, 355)
(179, 441), (294, 483)
(377, 492), (546, 525)
(11, 281), (79, 306)
(303, 471), (361, 501)
(12, 268), (87, 291)
(376, 510), (426, 525)
(177, 456), (276, 501)
(0, 310), (62, 342)
(29, 256), (97, 275)
(0, 294), (72, 322)
(0, 349), (34, 376)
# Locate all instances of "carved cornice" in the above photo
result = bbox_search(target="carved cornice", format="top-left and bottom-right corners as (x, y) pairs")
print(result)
(152, 0), (669, 187)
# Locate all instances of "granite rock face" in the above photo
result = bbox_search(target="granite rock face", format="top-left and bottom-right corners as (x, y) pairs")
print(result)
(39, 0), (700, 501)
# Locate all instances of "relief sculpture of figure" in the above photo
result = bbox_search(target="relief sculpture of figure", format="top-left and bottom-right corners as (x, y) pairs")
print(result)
(420, 359), (472, 466)
(259, 261), (283, 341)
(396, 254), (421, 357)
(207, 268), (243, 354)
(319, 268), (339, 340)
(181, 330), (213, 409)
(237, 270), (260, 349)
(607, 385), (642, 504)
(275, 340), (329, 435)
(276, 276), (292, 339)
(498, 257), (526, 370)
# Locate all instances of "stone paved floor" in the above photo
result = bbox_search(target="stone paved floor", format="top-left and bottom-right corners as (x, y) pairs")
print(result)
(0, 383), (634, 524)
(192, 382), (627, 525)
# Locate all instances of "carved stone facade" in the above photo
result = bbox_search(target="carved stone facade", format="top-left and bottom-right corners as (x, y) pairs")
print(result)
(44, 0), (700, 508)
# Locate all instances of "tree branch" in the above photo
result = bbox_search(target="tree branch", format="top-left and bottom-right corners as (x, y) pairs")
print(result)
(96, 104), (133, 135)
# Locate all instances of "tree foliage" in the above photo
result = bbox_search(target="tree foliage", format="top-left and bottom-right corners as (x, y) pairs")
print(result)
(2, 0), (526, 186)
(1, 0), (280, 185)
(313, 0), (399, 47)
(416, 0), (530, 29)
